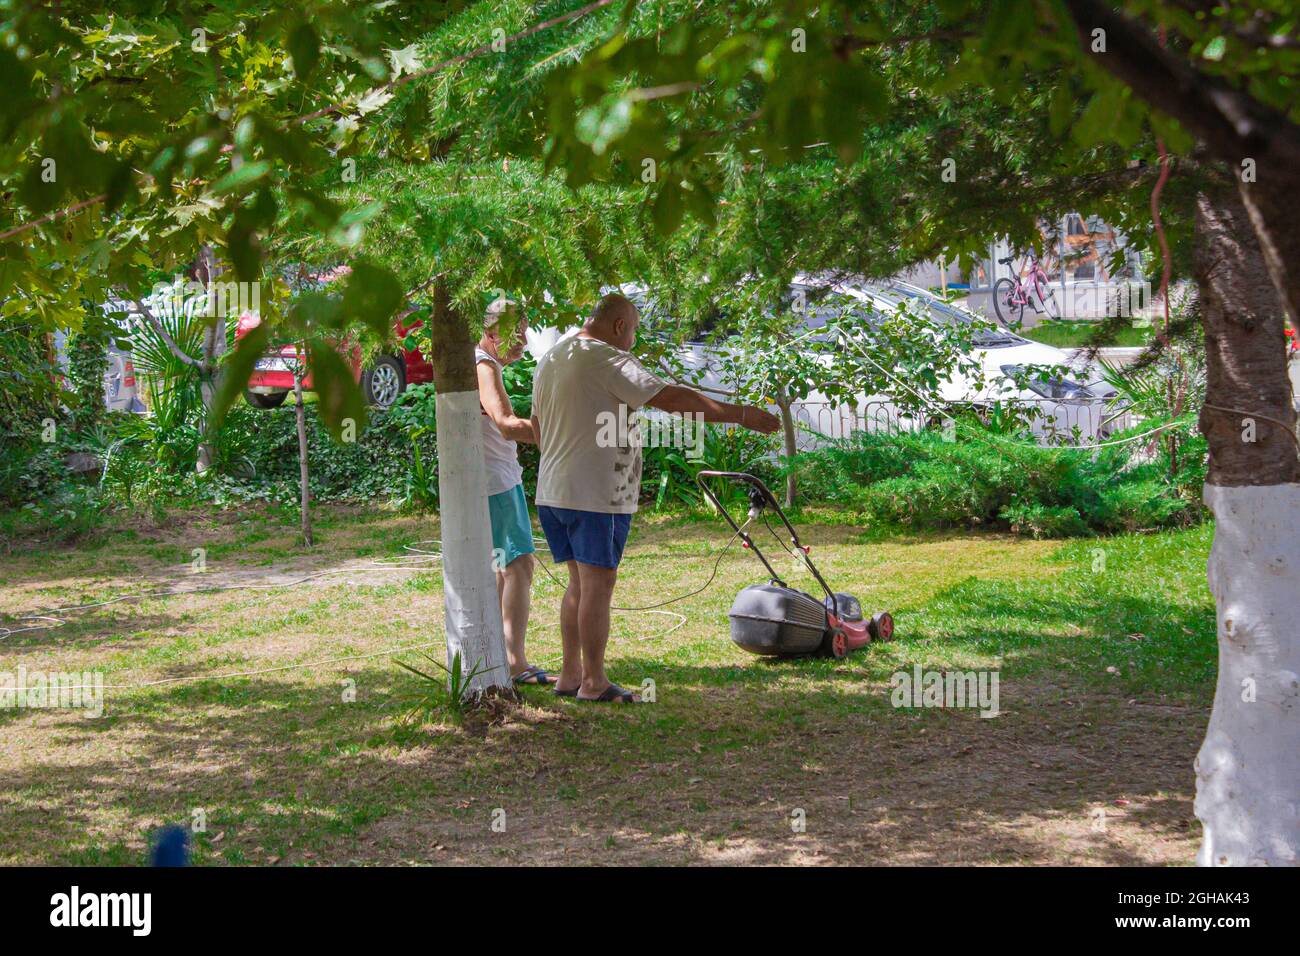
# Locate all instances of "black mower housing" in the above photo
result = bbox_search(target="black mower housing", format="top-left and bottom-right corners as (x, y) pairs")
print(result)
(728, 583), (828, 656)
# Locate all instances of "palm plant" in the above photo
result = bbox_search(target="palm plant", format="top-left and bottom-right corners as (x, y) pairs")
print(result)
(393, 651), (492, 726)
(1100, 340), (1205, 482)
(1100, 354), (1204, 427)
(125, 289), (235, 469)
(126, 296), (208, 428)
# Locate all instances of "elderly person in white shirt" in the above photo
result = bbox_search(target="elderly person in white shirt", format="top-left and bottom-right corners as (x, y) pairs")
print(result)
(475, 300), (550, 686)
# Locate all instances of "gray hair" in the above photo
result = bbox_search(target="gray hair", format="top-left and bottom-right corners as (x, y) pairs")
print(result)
(484, 297), (517, 329)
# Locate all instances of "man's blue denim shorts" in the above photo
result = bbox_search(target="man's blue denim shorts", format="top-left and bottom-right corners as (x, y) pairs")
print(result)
(537, 505), (632, 570)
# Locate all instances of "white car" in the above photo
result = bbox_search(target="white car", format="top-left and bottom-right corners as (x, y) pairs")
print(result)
(52, 324), (145, 415)
(852, 280), (1122, 439)
(528, 279), (1126, 446)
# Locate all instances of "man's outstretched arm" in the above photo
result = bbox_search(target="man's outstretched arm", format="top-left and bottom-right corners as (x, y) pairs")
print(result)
(646, 385), (780, 434)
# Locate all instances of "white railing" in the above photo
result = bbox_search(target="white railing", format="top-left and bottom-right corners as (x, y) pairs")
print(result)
(786, 398), (1135, 450)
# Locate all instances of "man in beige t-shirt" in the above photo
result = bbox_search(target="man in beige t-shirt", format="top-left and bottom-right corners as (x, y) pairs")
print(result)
(532, 293), (779, 703)
(533, 334), (664, 514)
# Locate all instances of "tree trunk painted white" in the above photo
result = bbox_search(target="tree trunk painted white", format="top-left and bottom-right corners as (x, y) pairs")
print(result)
(1193, 189), (1300, 866)
(1196, 483), (1300, 865)
(434, 387), (512, 696)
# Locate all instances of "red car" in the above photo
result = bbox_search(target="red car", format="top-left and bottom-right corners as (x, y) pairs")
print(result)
(235, 311), (434, 409)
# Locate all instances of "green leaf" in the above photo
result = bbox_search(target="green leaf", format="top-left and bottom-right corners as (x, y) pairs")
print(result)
(1073, 88), (1118, 146)
(227, 210), (261, 284)
(652, 180), (685, 235)
(22, 116), (115, 212)
(291, 291), (344, 331)
(209, 323), (268, 435)
(575, 95), (633, 155)
(288, 23), (321, 82)
(680, 180), (716, 227)
(105, 160), (137, 213)
(211, 160), (271, 196)
(289, 187), (345, 230)
(341, 262), (403, 339)
(1048, 82), (1073, 138)
(307, 339), (368, 441)
(1149, 112), (1195, 155)
(0, 47), (37, 139)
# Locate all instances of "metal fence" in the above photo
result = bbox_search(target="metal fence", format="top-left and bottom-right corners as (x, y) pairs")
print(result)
(786, 398), (1136, 450)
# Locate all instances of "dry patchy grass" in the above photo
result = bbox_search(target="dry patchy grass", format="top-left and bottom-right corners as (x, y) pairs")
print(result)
(0, 503), (1215, 866)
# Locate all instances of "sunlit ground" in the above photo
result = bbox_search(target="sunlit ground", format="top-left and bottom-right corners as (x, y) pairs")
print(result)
(0, 503), (1214, 865)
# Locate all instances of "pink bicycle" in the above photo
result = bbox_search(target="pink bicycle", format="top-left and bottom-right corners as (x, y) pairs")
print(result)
(993, 252), (1060, 326)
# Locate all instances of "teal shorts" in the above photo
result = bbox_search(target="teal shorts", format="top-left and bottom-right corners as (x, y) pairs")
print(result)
(488, 483), (536, 569)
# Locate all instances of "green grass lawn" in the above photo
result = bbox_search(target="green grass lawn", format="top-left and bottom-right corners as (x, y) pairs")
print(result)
(0, 502), (1215, 865)
(1021, 319), (1154, 349)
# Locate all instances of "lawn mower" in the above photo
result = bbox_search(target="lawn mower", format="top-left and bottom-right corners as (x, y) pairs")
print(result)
(695, 471), (894, 659)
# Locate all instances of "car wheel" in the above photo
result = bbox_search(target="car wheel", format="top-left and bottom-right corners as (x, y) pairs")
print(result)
(362, 355), (405, 408)
(245, 390), (288, 409)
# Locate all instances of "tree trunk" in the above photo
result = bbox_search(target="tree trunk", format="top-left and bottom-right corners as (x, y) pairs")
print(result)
(1064, 0), (1300, 329)
(294, 371), (313, 548)
(776, 389), (797, 508)
(427, 281), (514, 700)
(1193, 186), (1300, 866)
(196, 246), (226, 474)
(1057, 0), (1300, 864)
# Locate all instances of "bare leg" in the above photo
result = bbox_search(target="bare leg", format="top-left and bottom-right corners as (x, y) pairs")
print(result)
(575, 562), (637, 700)
(555, 561), (583, 692)
(497, 553), (534, 676)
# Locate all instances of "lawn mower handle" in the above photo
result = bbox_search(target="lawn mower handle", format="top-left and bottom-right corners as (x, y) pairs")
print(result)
(694, 471), (838, 608)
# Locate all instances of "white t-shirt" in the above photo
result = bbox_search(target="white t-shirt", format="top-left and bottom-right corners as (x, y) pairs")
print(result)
(533, 335), (666, 514)
(475, 348), (525, 496)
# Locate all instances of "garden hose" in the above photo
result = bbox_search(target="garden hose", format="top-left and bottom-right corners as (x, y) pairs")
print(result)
(527, 520), (749, 612)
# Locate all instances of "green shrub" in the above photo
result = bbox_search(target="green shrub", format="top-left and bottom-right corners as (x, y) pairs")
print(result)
(999, 502), (1088, 538)
(640, 423), (778, 510)
(792, 427), (1204, 537)
(65, 328), (110, 434)
(218, 400), (437, 503)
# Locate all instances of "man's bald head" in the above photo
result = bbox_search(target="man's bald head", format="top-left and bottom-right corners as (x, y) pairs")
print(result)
(583, 293), (640, 350)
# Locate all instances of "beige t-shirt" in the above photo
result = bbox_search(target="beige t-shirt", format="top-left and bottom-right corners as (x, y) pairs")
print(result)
(533, 335), (666, 514)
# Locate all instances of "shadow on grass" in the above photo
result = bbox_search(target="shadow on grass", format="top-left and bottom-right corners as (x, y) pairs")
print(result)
(0, 517), (1212, 864)
(0, 645), (1204, 865)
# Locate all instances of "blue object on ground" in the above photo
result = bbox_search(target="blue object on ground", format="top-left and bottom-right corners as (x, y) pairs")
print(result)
(149, 825), (190, 867)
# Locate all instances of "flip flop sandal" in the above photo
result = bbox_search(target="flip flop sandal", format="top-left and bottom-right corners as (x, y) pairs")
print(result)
(553, 685), (580, 698)
(577, 683), (637, 704)
(512, 665), (555, 686)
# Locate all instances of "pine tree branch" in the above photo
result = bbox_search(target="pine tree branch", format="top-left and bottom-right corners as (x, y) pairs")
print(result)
(298, 0), (617, 123)
(2, 0), (619, 244)
(834, 28), (977, 53)
(1061, 0), (1300, 162)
